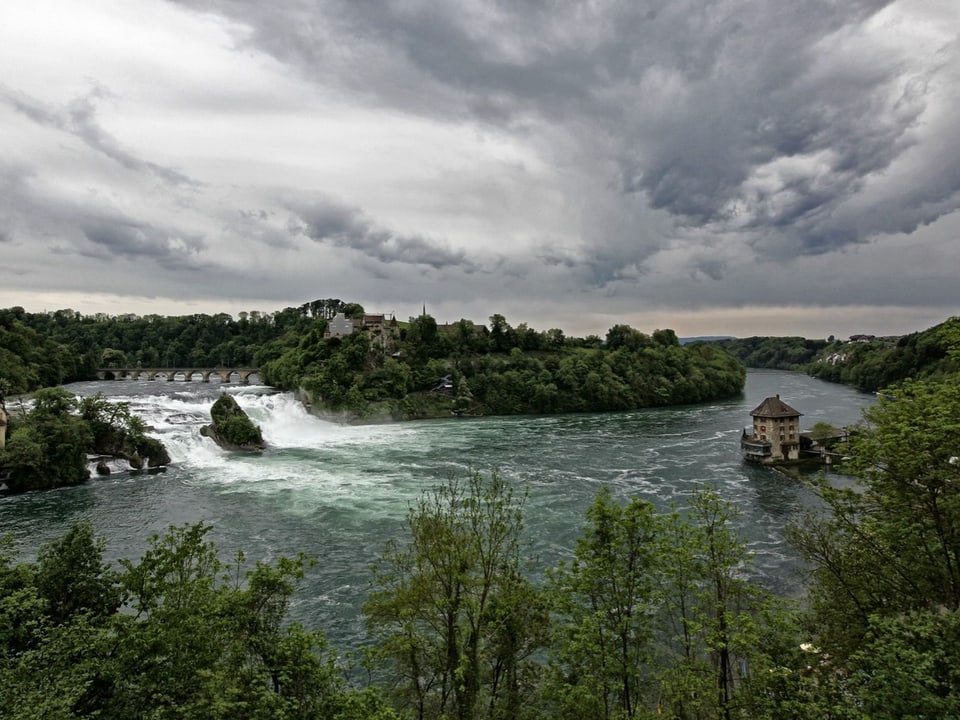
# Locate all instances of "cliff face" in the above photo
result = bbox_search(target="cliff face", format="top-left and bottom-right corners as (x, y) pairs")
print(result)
(294, 387), (398, 424)
(201, 394), (266, 451)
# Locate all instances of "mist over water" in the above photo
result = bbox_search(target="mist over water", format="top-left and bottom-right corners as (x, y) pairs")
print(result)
(0, 370), (874, 652)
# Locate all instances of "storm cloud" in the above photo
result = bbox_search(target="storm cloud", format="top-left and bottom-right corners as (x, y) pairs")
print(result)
(289, 197), (480, 272)
(173, 0), (954, 255)
(0, 0), (958, 337)
(3, 86), (197, 187)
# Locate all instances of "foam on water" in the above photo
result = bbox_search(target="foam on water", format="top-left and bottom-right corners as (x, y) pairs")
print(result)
(236, 393), (416, 450)
(59, 384), (412, 503)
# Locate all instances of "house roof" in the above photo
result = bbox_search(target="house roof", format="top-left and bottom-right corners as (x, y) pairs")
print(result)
(750, 395), (802, 418)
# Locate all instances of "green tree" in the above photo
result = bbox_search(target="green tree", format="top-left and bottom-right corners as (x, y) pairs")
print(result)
(489, 314), (514, 353)
(544, 487), (798, 720)
(808, 421), (838, 443)
(847, 609), (960, 719)
(652, 328), (679, 347)
(655, 489), (794, 720)
(0, 610), (119, 719)
(79, 393), (163, 463)
(0, 535), (45, 661)
(101, 347), (127, 368)
(1, 522), (387, 719)
(116, 523), (378, 719)
(605, 325), (649, 351)
(364, 471), (548, 720)
(546, 487), (659, 719)
(1, 390), (170, 491)
(790, 378), (960, 671)
(35, 521), (122, 625)
(0, 388), (93, 491)
(0, 524), (124, 717)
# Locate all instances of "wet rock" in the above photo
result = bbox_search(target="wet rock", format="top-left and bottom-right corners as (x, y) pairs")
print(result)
(201, 393), (265, 452)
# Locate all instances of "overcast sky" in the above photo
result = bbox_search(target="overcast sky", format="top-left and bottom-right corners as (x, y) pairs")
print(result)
(1, 0), (958, 339)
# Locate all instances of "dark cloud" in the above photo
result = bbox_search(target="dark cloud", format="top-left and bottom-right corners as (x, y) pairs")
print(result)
(3, 0), (957, 337)
(2, 85), (197, 187)
(227, 209), (296, 250)
(611, 3), (927, 244)
(170, 0), (960, 270)
(538, 248), (579, 269)
(289, 197), (479, 272)
(76, 216), (207, 269)
(0, 158), (209, 273)
(691, 258), (726, 282)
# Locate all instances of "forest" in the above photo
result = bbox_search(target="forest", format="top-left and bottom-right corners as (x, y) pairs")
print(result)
(261, 316), (745, 420)
(712, 316), (960, 393)
(10, 302), (956, 409)
(0, 302), (746, 421)
(805, 317), (960, 391)
(710, 336), (830, 371)
(0, 302), (325, 394)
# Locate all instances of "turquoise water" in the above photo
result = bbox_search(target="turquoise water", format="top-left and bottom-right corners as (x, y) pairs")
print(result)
(0, 369), (873, 651)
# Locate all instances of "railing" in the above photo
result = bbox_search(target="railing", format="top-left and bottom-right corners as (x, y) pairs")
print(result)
(740, 429), (772, 459)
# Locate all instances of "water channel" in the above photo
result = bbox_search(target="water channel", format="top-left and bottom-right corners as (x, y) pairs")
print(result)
(0, 369), (874, 651)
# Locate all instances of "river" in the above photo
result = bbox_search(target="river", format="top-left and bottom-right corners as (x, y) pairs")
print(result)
(0, 369), (873, 652)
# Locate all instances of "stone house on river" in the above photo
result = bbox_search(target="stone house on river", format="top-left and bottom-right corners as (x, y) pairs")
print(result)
(740, 395), (802, 463)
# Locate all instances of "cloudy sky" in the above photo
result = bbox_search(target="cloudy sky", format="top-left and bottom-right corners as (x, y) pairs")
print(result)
(1, 0), (958, 339)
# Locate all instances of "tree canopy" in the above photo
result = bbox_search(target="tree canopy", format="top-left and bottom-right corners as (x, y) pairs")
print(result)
(0, 521), (396, 720)
(263, 313), (746, 420)
(712, 316), (960, 394)
(1, 302), (746, 421)
(0, 390), (169, 492)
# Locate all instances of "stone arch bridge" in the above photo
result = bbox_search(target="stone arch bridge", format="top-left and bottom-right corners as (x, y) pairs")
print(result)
(96, 367), (261, 384)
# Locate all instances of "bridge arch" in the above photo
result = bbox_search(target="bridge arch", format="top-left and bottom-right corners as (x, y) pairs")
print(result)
(95, 367), (261, 384)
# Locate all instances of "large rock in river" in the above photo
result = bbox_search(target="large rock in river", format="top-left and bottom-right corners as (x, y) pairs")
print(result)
(201, 393), (265, 451)
(89, 418), (172, 470)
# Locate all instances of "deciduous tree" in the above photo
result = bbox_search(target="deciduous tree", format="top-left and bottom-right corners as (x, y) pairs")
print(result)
(364, 471), (547, 720)
(546, 487), (659, 719)
(791, 379), (960, 659)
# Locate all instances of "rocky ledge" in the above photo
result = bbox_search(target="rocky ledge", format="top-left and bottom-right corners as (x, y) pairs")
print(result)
(200, 393), (265, 451)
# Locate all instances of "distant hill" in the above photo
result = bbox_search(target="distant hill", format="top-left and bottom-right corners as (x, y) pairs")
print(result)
(808, 317), (959, 392)
(710, 336), (830, 370)
(708, 317), (960, 393)
(679, 335), (735, 345)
